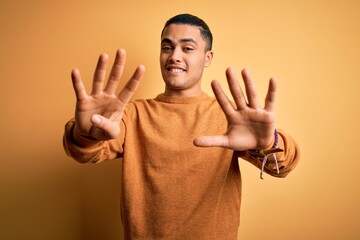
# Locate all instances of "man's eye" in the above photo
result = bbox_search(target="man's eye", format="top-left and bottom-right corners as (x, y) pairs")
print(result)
(162, 46), (172, 52)
(184, 47), (194, 51)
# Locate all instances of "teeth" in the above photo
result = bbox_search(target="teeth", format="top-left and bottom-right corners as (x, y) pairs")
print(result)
(168, 67), (185, 72)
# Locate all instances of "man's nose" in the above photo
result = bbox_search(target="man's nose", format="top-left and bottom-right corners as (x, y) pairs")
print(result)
(169, 47), (182, 62)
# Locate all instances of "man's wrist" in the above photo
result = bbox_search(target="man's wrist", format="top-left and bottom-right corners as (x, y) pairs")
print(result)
(248, 129), (280, 155)
(246, 129), (283, 179)
(73, 125), (102, 147)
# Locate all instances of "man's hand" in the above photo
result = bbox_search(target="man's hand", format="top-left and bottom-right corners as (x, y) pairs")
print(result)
(194, 68), (276, 151)
(71, 49), (145, 140)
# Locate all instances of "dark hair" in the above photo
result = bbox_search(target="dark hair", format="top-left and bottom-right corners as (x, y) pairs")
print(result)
(161, 13), (213, 51)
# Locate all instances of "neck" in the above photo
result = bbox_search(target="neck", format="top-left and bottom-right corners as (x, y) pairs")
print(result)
(163, 87), (203, 97)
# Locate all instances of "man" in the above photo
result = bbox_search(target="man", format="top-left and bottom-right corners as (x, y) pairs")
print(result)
(63, 14), (299, 240)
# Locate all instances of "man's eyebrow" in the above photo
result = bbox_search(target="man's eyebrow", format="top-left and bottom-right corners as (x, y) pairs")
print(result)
(161, 38), (172, 44)
(179, 38), (197, 45)
(161, 38), (198, 45)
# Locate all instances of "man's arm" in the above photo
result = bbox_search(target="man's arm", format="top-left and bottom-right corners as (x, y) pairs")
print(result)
(63, 118), (126, 163)
(194, 68), (299, 177)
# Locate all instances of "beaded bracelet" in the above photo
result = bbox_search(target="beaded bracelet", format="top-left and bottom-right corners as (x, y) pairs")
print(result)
(261, 129), (279, 179)
(273, 128), (279, 148)
(247, 129), (283, 179)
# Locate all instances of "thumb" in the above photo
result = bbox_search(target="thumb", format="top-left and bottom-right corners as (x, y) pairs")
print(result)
(193, 135), (229, 148)
(90, 114), (120, 140)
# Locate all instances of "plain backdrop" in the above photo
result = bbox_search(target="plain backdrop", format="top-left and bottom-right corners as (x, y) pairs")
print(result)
(0, 0), (359, 239)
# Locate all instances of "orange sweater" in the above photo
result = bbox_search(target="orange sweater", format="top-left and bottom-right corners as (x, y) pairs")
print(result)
(63, 93), (299, 240)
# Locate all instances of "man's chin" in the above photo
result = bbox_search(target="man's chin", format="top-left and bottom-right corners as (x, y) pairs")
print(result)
(163, 78), (186, 89)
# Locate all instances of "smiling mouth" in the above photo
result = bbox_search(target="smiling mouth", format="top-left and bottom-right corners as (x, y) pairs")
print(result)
(167, 66), (186, 72)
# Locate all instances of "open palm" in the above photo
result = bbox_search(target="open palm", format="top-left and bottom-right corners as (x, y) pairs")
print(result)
(194, 68), (276, 151)
(72, 49), (145, 140)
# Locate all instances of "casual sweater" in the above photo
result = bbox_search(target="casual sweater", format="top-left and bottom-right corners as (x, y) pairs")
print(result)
(63, 92), (300, 240)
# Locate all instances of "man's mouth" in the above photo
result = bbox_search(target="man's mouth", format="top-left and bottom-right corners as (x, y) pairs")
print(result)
(167, 66), (186, 72)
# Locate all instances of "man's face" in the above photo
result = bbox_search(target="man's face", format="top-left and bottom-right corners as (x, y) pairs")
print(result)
(160, 24), (213, 96)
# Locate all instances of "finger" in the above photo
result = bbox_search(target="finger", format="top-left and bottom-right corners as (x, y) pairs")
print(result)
(226, 68), (248, 110)
(211, 80), (235, 116)
(264, 77), (277, 111)
(117, 65), (145, 104)
(104, 49), (126, 94)
(91, 53), (109, 95)
(90, 114), (121, 139)
(241, 68), (259, 109)
(71, 68), (88, 101)
(193, 135), (229, 148)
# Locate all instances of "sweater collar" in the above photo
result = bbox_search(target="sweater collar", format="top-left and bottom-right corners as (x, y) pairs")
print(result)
(154, 92), (210, 104)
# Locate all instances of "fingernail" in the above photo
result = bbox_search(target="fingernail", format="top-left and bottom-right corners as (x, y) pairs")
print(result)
(92, 115), (101, 124)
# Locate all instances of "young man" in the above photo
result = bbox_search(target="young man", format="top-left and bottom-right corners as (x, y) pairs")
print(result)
(63, 14), (299, 240)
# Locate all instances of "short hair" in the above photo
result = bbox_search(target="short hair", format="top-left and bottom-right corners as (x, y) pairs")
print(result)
(161, 13), (213, 51)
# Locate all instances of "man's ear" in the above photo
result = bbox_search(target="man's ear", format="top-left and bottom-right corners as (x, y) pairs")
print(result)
(204, 50), (214, 67)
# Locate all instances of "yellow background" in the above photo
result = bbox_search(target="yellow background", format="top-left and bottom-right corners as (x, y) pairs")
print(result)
(1, 0), (359, 239)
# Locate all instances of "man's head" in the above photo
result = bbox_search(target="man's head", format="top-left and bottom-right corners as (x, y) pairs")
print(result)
(160, 14), (214, 96)
(161, 14), (213, 51)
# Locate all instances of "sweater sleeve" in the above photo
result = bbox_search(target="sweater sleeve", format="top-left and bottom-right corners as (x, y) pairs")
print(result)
(62, 118), (125, 164)
(237, 129), (300, 178)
